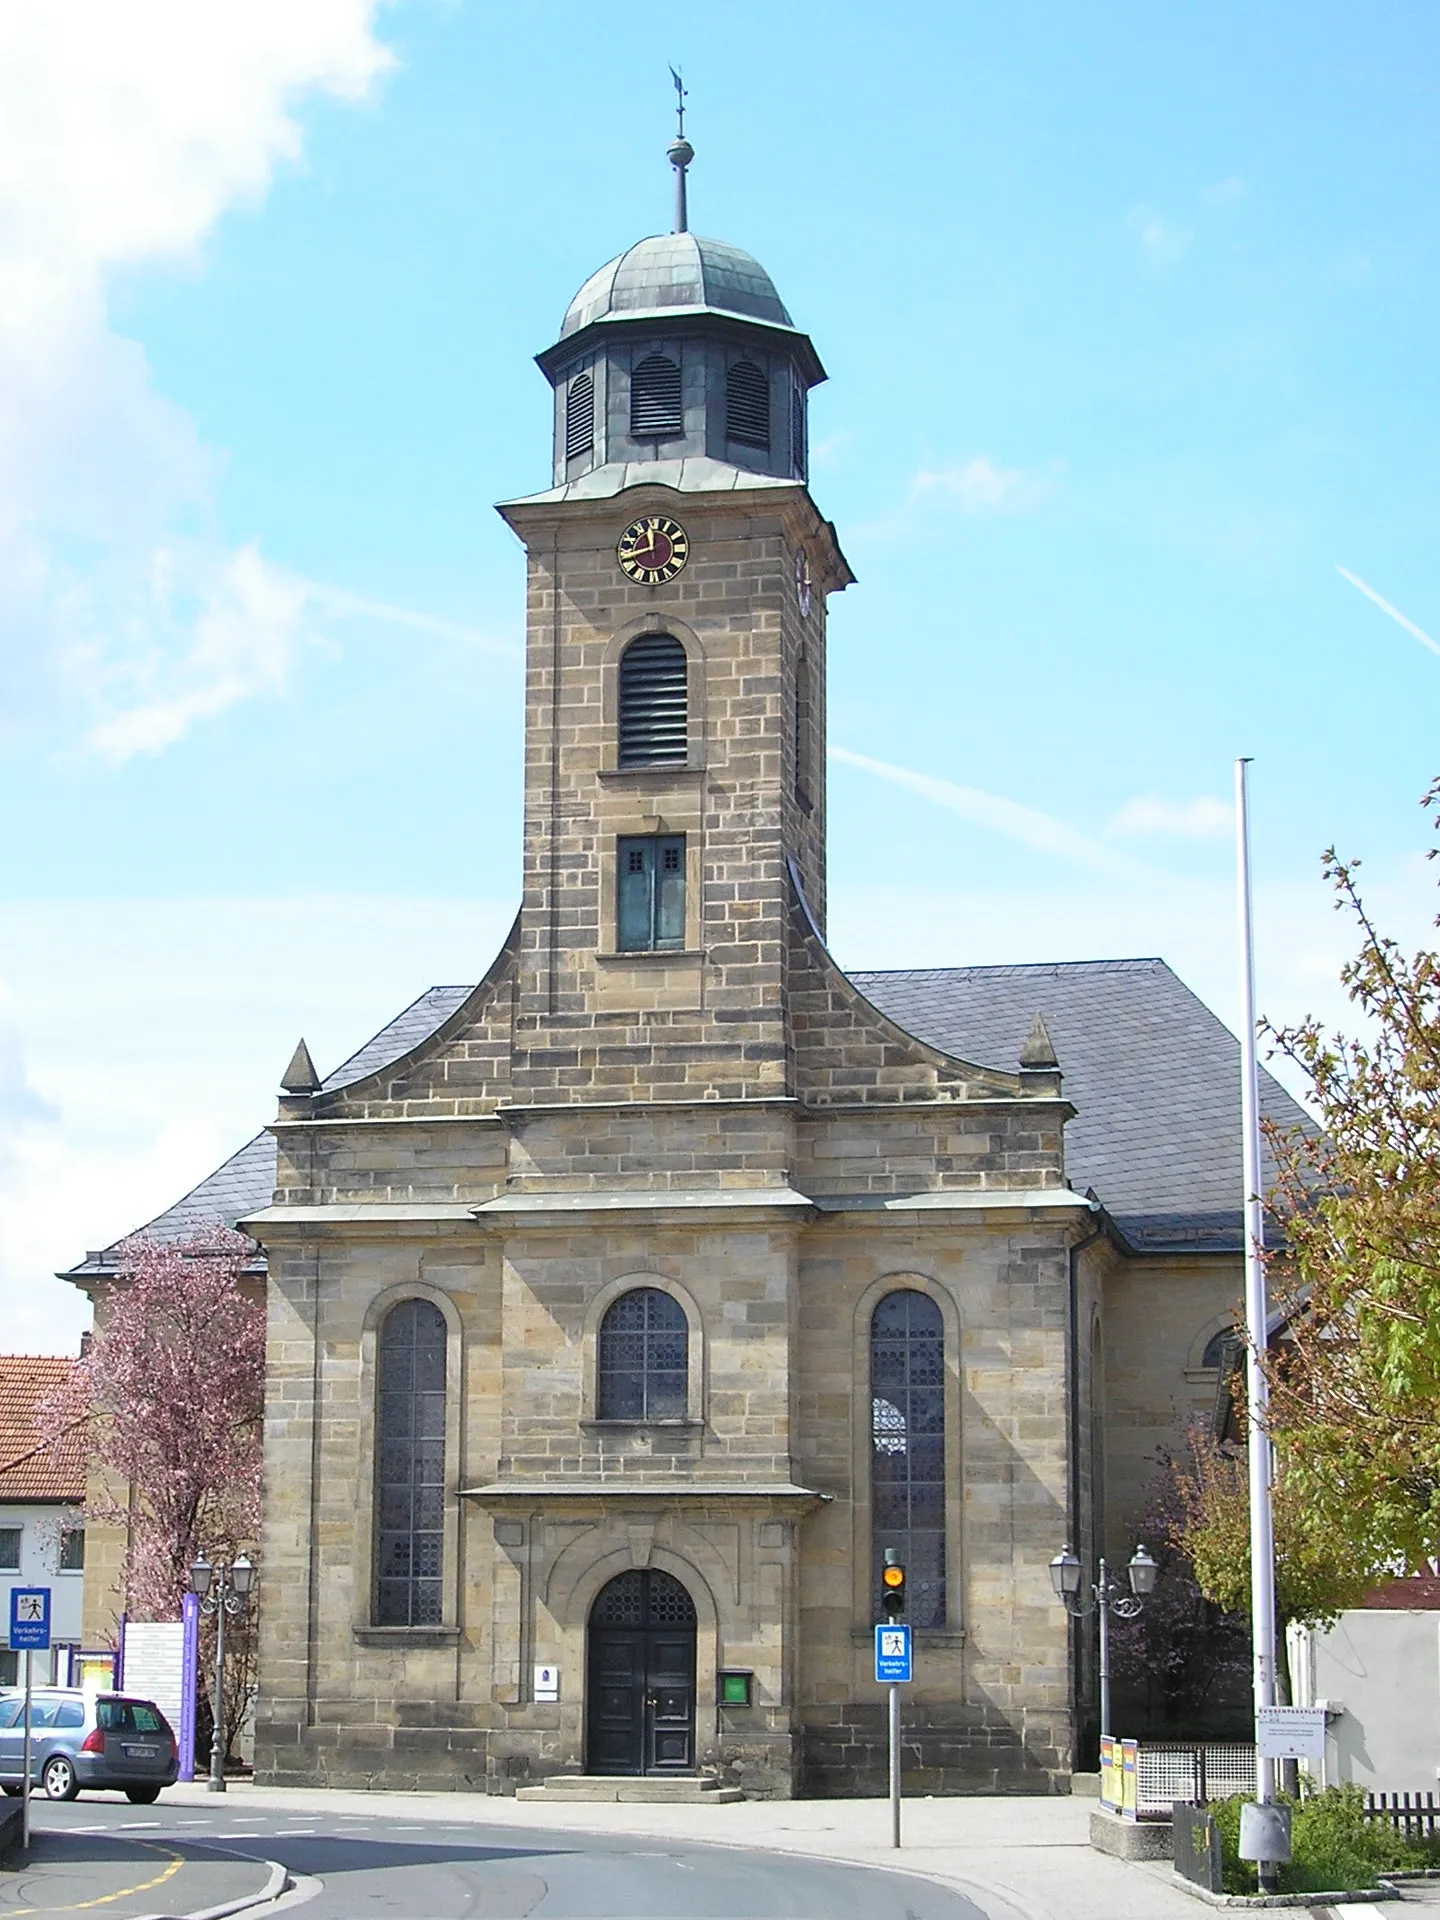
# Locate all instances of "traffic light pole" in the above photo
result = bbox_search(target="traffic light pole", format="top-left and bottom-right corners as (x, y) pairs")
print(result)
(889, 1681), (901, 1847)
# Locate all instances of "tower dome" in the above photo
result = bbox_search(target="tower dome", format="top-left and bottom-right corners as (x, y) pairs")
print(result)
(561, 233), (794, 338)
(529, 133), (825, 495)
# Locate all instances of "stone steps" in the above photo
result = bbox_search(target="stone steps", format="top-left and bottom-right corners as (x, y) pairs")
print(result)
(515, 1774), (743, 1804)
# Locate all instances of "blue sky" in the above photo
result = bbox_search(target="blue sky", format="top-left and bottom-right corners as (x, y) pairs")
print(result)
(1, 1), (1437, 1349)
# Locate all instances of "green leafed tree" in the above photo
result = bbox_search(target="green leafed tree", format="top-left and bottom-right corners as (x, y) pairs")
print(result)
(1174, 778), (1440, 1627)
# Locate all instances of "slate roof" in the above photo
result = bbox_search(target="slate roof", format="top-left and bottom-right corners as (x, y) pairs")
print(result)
(0, 1356), (85, 1503)
(851, 958), (1313, 1252)
(61, 961), (1309, 1276)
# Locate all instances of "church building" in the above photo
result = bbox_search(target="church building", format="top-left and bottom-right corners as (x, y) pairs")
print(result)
(63, 137), (1308, 1798)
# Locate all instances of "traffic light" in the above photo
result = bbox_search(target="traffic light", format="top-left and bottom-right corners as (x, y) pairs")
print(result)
(880, 1549), (906, 1619)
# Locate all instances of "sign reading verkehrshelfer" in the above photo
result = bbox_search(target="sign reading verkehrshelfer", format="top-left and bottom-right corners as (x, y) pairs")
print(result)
(874, 1625), (912, 1684)
(9, 1588), (50, 1651)
(1256, 1705), (1325, 1760)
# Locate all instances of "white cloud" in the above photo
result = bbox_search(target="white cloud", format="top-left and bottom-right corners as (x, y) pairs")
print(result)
(1109, 793), (1234, 840)
(830, 746), (1155, 879)
(0, 893), (517, 1352)
(0, 2), (395, 755)
(909, 455), (1055, 514)
(1201, 177), (1245, 209)
(1128, 205), (1192, 264)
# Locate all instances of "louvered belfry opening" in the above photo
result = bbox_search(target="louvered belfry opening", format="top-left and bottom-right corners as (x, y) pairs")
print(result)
(630, 353), (683, 439)
(618, 634), (688, 767)
(726, 360), (770, 449)
(791, 378), (807, 479)
(565, 372), (594, 460)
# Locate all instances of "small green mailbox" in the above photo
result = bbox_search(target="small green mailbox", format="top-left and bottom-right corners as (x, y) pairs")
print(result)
(718, 1669), (753, 1707)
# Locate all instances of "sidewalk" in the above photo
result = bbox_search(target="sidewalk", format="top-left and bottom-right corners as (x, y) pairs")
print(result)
(161, 1780), (1248, 1920)
(0, 1825), (282, 1920)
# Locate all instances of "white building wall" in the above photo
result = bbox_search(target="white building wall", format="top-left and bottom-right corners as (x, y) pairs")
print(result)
(0, 1501), (86, 1686)
(1290, 1611), (1440, 1795)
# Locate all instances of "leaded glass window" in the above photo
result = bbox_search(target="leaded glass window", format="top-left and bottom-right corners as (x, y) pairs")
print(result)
(870, 1289), (945, 1629)
(374, 1298), (447, 1626)
(597, 1288), (688, 1421)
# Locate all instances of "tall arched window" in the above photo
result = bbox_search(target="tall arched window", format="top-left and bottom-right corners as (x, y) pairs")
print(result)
(726, 361), (770, 449)
(374, 1298), (446, 1626)
(870, 1289), (945, 1628)
(597, 1287), (688, 1420)
(630, 353), (683, 438)
(618, 634), (688, 767)
(565, 372), (595, 460)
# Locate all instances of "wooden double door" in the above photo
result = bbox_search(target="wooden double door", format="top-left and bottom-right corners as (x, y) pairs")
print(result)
(585, 1570), (697, 1776)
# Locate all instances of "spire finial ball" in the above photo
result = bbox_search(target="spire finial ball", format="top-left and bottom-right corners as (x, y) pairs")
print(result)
(668, 136), (694, 170)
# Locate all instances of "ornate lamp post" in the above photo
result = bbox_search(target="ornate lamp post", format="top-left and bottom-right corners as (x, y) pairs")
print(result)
(1050, 1542), (1158, 1740)
(189, 1552), (255, 1793)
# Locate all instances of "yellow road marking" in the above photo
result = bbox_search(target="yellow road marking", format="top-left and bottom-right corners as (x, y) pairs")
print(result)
(6, 1839), (184, 1913)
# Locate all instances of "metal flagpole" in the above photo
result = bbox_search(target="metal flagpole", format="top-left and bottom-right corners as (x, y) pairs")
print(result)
(1236, 759), (1280, 1855)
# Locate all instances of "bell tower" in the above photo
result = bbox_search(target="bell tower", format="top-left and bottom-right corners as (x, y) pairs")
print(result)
(497, 132), (852, 1108)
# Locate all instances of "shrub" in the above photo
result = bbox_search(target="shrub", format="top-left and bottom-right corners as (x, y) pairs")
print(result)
(1211, 1786), (1427, 1895)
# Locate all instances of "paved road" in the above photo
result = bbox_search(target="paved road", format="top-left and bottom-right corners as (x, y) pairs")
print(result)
(32, 1794), (995, 1919)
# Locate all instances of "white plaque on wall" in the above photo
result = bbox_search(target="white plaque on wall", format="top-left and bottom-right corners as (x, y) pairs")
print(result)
(534, 1664), (559, 1702)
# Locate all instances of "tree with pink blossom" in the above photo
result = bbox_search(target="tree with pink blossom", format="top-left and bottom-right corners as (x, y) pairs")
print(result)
(47, 1228), (265, 1758)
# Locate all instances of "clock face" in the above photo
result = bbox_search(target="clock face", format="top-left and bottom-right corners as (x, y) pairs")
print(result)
(617, 514), (689, 586)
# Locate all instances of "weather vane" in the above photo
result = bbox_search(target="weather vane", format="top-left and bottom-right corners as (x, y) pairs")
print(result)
(667, 68), (693, 234)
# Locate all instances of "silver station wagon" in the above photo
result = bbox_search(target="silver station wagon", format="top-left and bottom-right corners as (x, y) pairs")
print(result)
(0, 1689), (179, 1802)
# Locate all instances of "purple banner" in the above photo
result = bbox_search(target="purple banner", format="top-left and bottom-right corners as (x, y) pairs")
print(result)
(179, 1592), (199, 1781)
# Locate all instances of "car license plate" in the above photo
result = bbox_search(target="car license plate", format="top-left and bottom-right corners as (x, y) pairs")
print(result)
(124, 1744), (157, 1758)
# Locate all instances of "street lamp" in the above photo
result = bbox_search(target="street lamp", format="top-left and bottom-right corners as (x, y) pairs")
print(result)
(1050, 1543), (1158, 1739)
(189, 1552), (256, 1793)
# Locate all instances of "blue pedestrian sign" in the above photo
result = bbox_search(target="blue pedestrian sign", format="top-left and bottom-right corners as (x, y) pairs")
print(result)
(9, 1587), (50, 1651)
(874, 1623), (912, 1683)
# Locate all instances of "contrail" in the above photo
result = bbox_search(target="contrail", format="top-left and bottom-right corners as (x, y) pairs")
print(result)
(829, 746), (1155, 879)
(308, 584), (520, 658)
(1337, 566), (1440, 659)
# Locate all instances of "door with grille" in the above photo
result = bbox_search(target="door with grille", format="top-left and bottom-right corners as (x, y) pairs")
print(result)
(585, 1569), (697, 1775)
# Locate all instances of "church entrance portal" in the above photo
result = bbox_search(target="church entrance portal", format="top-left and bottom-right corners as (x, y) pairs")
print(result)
(585, 1569), (697, 1775)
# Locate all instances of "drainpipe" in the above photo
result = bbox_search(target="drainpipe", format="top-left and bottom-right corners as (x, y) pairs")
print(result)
(1068, 1217), (1105, 1759)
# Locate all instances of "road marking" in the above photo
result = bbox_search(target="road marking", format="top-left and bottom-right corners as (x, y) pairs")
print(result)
(6, 1840), (184, 1913)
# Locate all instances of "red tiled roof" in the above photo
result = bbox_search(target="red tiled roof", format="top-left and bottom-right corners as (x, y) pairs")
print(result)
(1363, 1574), (1440, 1611)
(0, 1357), (85, 1503)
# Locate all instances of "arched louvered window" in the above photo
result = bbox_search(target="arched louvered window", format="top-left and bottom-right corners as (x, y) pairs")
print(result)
(565, 372), (595, 461)
(373, 1298), (446, 1626)
(618, 633), (688, 767)
(726, 360), (770, 449)
(597, 1288), (688, 1420)
(630, 353), (683, 439)
(791, 378), (807, 479)
(870, 1289), (945, 1629)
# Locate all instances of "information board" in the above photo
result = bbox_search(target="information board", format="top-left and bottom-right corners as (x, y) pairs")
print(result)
(1256, 1705), (1326, 1760)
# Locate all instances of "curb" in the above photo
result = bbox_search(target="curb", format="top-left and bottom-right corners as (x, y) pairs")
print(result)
(133, 1853), (289, 1920)
(1142, 1863), (1396, 1910)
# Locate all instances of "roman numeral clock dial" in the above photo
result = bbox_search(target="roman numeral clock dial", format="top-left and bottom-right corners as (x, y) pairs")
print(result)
(617, 515), (689, 586)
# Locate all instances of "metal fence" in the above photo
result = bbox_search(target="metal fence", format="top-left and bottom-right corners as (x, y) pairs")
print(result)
(1364, 1791), (1440, 1838)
